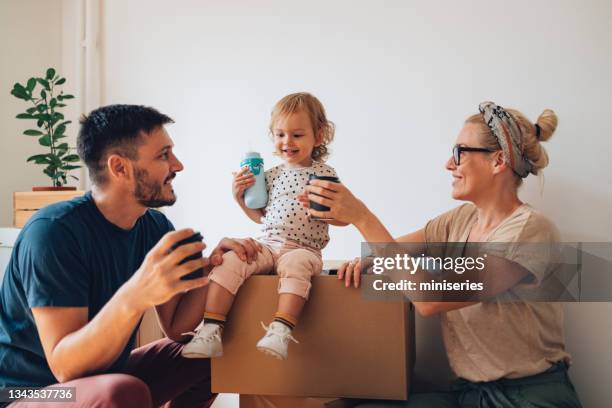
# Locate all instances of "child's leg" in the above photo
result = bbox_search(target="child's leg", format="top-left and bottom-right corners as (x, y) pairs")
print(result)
(273, 248), (323, 328)
(204, 246), (275, 325)
(201, 282), (235, 327)
(274, 293), (306, 329)
(255, 248), (322, 359)
(182, 246), (274, 358)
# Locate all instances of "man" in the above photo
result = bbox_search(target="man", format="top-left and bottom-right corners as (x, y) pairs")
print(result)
(0, 105), (261, 407)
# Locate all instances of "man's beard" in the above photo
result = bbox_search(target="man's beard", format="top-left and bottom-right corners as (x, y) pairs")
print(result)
(133, 166), (177, 208)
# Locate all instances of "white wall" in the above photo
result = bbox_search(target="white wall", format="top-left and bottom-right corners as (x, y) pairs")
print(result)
(0, 0), (65, 226)
(99, 0), (611, 406)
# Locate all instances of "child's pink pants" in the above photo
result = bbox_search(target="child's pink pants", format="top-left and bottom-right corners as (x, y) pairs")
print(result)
(207, 237), (322, 299)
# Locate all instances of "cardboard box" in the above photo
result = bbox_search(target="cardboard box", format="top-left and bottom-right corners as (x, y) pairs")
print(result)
(212, 275), (415, 400)
(239, 394), (362, 408)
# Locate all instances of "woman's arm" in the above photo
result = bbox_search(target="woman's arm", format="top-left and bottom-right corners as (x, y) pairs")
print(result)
(327, 220), (349, 226)
(305, 180), (395, 241)
(337, 229), (426, 288)
(305, 181), (504, 317)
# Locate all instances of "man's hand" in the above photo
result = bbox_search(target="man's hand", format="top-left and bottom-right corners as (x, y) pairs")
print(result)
(126, 229), (210, 312)
(208, 237), (263, 267)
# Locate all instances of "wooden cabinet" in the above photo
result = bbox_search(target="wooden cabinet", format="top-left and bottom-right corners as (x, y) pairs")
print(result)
(13, 191), (84, 227)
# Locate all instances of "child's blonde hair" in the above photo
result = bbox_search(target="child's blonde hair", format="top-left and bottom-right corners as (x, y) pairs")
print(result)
(269, 92), (335, 162)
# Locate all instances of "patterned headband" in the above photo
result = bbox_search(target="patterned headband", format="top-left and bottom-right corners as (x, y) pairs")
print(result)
(478, 101), (535, 178)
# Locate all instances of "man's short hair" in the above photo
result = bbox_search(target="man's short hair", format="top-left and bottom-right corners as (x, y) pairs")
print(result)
(77, 104), (174, 185)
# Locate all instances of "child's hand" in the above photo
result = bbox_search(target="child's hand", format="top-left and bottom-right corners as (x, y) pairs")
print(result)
(296, 190), (310, 208)
(232, 166), (255, 203)
(296, 190), (312, 219)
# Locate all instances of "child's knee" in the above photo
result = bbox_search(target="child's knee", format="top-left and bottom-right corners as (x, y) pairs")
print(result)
(208, 251), (250, 294)
(208, 249), (273, 294)
(276, 250), (322, 279)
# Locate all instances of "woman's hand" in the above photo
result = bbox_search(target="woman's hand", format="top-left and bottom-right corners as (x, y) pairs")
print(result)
(232, 166), (255, 203)
(303, 180), (368, 225)
(337, 256), (374, 288)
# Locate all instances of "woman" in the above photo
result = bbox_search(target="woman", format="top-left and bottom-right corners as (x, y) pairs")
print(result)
(302, 102), (582, 407)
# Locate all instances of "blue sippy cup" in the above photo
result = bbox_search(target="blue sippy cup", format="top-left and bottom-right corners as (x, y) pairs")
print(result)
(240, 152), (268, 209)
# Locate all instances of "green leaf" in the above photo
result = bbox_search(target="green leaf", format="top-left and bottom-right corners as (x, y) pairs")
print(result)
(39, 135), (52, 146)
(56, 103), (67, 107)
(55, 77), (66, 85)
(63, 154), (80, 162)
(58, 120), (72, 127)
(10, 84), (29, 100)
(27, 78), (37, 91)
(61, 94), (74, 99)
(27, 154), (49, 162)
(54, 134), (68, 140)
(46, 68), (56, 80)
(50, 98), (57, 108)
(40, 89), (47, 99)
(37, 119), (44, 127)
(36, 104), (47, 113)
(53, 124), (66, 138)
(50, 155), (62, 167)
(26, 107), (37, 114)
(37, 78), (51, 91)
(31, 155), (53, 165)
(23, 129), (43, 136)
(61, 164), (81, 170)
(16, 113), (34, 119)
(49, 113), (64, 127)
(56, 143), (69, 156)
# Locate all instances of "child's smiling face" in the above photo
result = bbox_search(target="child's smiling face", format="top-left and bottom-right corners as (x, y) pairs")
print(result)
(272, 110), (320, 168)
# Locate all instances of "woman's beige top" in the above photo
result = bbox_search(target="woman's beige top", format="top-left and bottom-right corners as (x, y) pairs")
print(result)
(424, 203), (571, 382)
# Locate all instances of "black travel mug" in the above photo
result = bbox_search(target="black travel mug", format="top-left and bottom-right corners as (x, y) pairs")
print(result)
(308, 174), (340, 214)
(170, 232), (205, 280)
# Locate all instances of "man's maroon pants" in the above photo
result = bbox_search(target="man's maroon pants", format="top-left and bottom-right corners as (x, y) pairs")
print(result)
(9, 338), (215, 407)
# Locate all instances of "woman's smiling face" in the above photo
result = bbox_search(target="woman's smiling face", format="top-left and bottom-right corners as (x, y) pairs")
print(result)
(446, 123), (498, 202)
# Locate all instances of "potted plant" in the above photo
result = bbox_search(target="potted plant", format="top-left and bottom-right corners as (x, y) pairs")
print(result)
(10, 67), (81, 190)
(10, 68), (84, 227)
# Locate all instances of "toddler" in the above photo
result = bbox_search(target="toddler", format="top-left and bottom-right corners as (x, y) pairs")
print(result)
(182, 92), (342, 360)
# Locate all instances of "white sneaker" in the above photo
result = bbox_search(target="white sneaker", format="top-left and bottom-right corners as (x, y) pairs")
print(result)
(181, 323), (223, 358)
(256, 321), (299, 360)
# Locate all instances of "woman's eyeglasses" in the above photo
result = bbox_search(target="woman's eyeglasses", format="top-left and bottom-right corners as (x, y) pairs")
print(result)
(452, 145), (495, 166)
